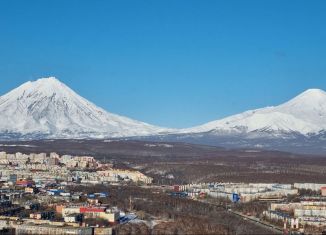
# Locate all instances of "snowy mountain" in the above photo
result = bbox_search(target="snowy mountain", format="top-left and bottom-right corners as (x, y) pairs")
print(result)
(180, 89), (326, 137)
(0, 77), (171, 139)
(138, 88), (326, 154)
(1, 77), (326, 153)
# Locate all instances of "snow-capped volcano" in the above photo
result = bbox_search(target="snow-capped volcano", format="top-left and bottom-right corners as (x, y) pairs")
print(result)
(1, 77), (326, 151)
(0, 77), (170, 139)
(181, 88), (326, 136)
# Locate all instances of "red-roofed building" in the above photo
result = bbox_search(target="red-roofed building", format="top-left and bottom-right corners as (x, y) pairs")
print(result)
(80, 207), (106, 218)
(16, 180), (33, 187)
(80, 207), (106, 213)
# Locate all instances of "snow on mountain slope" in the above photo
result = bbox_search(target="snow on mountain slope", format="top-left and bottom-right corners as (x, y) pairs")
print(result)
(0, 77), (170, 138)
(181, 89), (326, 135)
(1, 77), (325, 141)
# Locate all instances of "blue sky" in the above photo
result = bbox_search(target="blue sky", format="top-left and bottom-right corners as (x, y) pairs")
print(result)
(0, 0), (326, 128)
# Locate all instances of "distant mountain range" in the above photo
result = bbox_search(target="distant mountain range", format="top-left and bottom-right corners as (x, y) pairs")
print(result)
(1, 77), (326, 153)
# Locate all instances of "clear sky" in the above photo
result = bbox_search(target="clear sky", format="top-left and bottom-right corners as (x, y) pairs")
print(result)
(0, 0), (326, 128)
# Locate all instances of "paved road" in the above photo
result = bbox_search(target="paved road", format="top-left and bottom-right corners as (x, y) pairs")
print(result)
(228, 209), (283, 234)
(147, 185), (284, 234)
(182, 198), (284, 234)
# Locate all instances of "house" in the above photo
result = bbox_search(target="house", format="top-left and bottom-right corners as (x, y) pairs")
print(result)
(99, 210), (120, 223)
(47, 189), (64, 196)
(16, 180), (33, 187)
(321, 187), (326, 196)
(30, 211), (55, 220)
(60, 192), (71, 197)
(64, 213), (84, 223)
(87, 198), (99, 205)
(25, 187), (37, 194)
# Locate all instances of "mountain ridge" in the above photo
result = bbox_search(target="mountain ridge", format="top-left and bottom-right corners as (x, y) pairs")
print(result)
(180, 88), (326, 136)
(0, 77), (326, 151)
